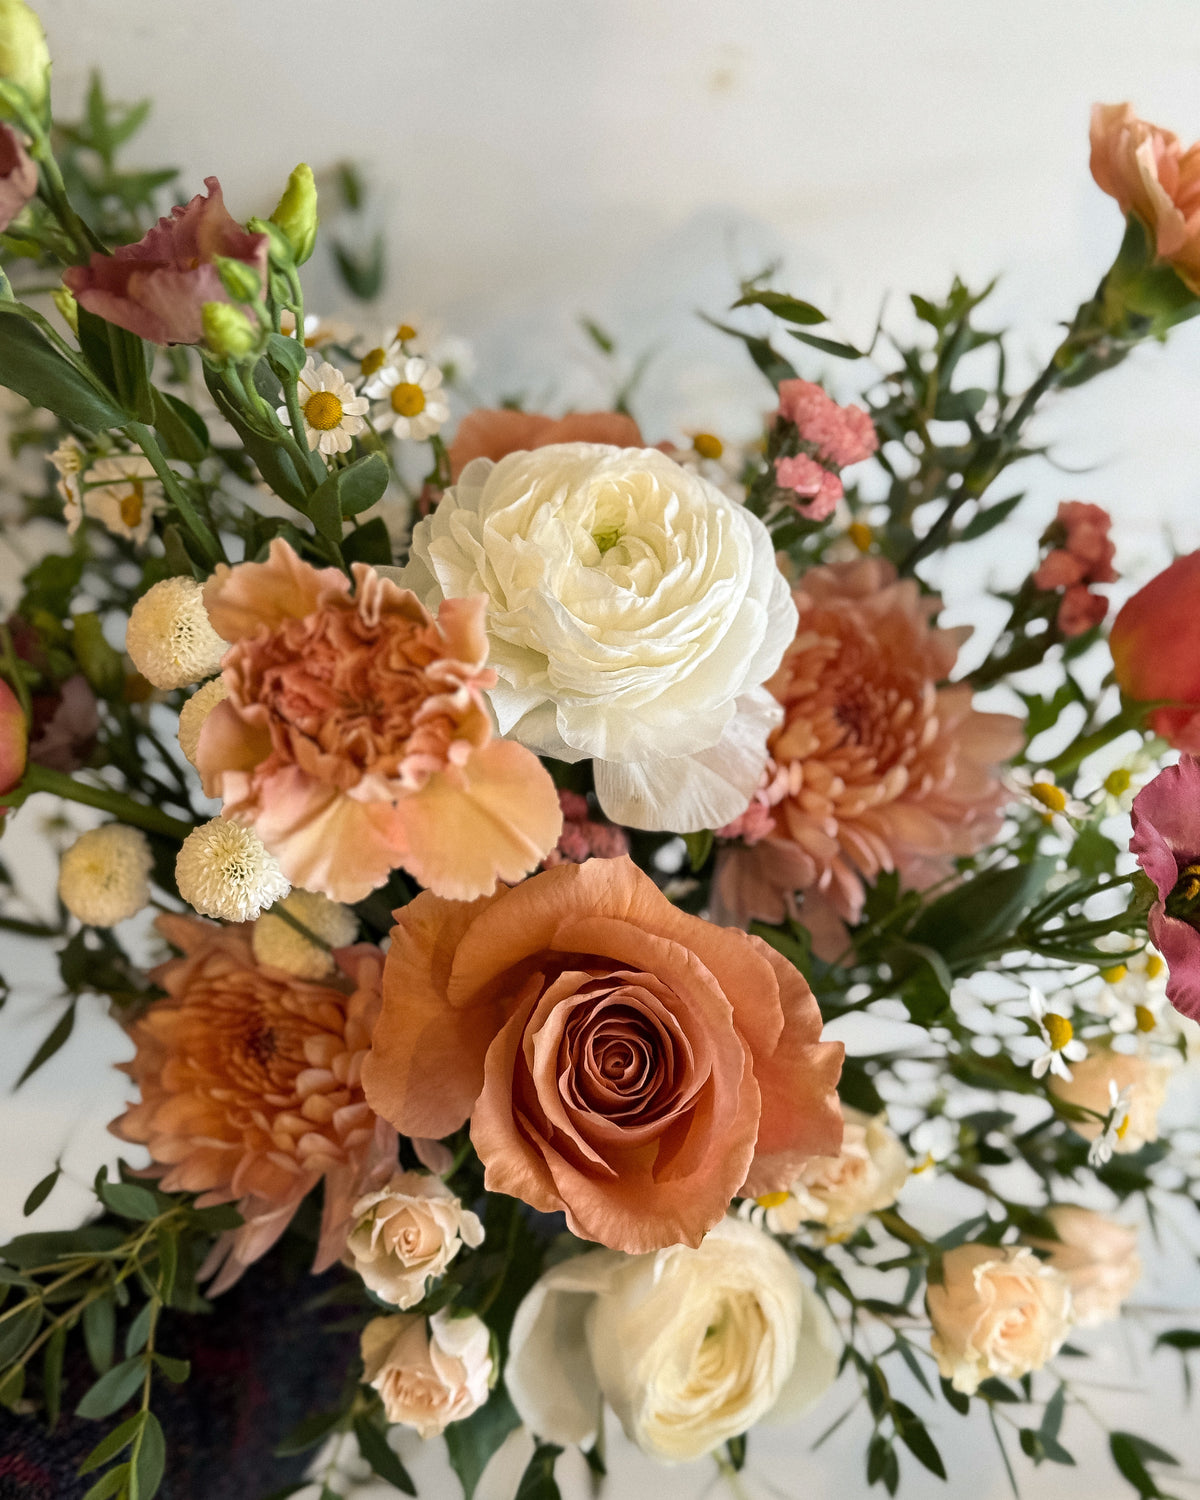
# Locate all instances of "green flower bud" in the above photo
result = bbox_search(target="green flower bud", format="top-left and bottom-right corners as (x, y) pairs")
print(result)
(0, 0), (49, 112)
(51, 282), (76, 330)
(247, 214), (295, 270)
(212, 254), (262, 305)
(201, 301), (258, 360)
(269, 163), (318, 266)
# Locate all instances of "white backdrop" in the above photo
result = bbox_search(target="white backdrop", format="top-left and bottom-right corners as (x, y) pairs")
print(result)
(2, 2), (1200, 1496)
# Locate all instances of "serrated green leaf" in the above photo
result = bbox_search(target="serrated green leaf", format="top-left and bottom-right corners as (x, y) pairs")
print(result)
(353, 1413), (416, 1493)
(23, 1165), (61, 1217)
(76, 1356), (145, 1419)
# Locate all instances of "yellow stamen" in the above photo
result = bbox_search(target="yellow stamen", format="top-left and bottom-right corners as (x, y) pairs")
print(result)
(755, 1191), (790, 1210)
(396, 323), (417, 342)
(1135, 1004), (1156, 1033)
(1104, 767), (1131, 797)
(1115, 1114), (1130, 1141)
(1099, 963), (1128, 984)
(304, 390), (344, 431)
(692, 431), (724, 460)
(1031, 781), (1067, 814)
(912, 1152), (936, 1175)
(119, 482), (144, 530)
(1146, 954), (1165, 980)
(847, 520), (872, 552)
(390, 382), (426, 418)
(360, 346), (387, 377)
(1044, 1013), (1074, 1051)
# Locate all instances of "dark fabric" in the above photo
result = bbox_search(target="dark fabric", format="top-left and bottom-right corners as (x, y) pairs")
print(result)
(0, 1242), (358, 1499)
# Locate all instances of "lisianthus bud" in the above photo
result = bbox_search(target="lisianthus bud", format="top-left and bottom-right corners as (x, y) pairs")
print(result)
(201, 300), (258, 360)
(175, 816), (290, 923)
(58, 824), (153, 927)
(269, 163), (318, 266)
(246, 215), (295, 269)
(252, 887), (357, 979)
(0, 676), (27, 796)
(346, 1171), (484, 1308)
(125, 575), (227, 690)
(0, 0), (49, 112)
(50, 283), (76, 331)
(211, 255), (262, 306)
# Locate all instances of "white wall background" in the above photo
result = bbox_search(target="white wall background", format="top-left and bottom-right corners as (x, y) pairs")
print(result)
(2, 2), (1200, 1496)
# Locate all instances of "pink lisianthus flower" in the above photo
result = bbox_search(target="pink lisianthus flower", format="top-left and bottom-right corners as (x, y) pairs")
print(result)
(196, 538), (563, 904)
(1130, 755), (1200, 1020)
(63, 177), (268, 346)
(0, 124), (37, 233)
(774, 453), (844, 521)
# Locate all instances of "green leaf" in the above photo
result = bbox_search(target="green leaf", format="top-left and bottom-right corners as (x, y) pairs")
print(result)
(977, 1377), (1022, 1403)
(152, 1353), (189, 1384)
(155, 1228), (178, 1305)
(2, 1226), (125, 1270)
(44, 1322), (66, 1427)
(265, 332), (307, 377)
(353, 1413), (416, 1493)
(725, 1433), (746, 1471)
(0, 306), (129, 430)
(83, 1294), (117, 1374)
(82, 1465), (132, 1500)
(939, 1376), (970, 1415)
(152, 388), (209, 464)
(444, 1388), (521, 1500)
(1068, 823), (1119, 880)
(76, 1355), (145, 1420)
(203, 365), (310, 508)
(907, 857), (1056, 966)
(332, 234), (385, 301)
(514, 1443), (563, 1500)
(0, 1363), (25, 1409)
(132, 1409), (166, 1499)
(124, 1301), (154, 1358)
(895, 1406), (946, 1479)
(80, 1411), (146, 1472)
(342, 515), (394, 566)
(1156, 1328), (1200, 1350)
(700, 314), (798, 389)
(275, 1404), (347, 1456)
(0, 1298), (41, 1365)
(97, 1179), (160, 1223)
(1039, 1384), (1066, 1443)
(731, 288), (828, 325)
(23, 1165), (62, 1217)
(958, 493), (1024, 541)
(682, 829), (714, 873)
(337, 452), (390, 516)
(16, 1001), (77, 1086)
(1109, 1432), (1163, 1496)
(579, 317), (615, 353)
(788, 328), (864, 360)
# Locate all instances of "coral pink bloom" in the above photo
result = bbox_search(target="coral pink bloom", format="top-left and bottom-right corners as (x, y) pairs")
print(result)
(1130, 756), (1200, 1020)
(111, 914), (397, 1293)
(542, 789), (630, 867)
(0, 124), (37, 233)
(197, 538), (561, 904)
(1110, 550), (1200, 750)
(776, 379), (878, 469)
(774, 453), (844, 521)
(363, 857), (843, 1254)
(1057, 584), (1108, 638)
(1090, 103), (1200, 294)
(63, 177), (268, 345)
(717, 559), (1021, 955)
(446, 408), (643, 482)
(0, 678), (26, 798)
(1057, 501), (1117, 583)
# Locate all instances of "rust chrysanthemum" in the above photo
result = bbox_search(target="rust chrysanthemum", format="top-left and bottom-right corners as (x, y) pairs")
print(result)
(111, 913), (395, 1293)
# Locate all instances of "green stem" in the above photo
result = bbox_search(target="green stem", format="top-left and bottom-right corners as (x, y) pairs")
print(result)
(124, 421), (225, 568)
(12, 762), (194, 840)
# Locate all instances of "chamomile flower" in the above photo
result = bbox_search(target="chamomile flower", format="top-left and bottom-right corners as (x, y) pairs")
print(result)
(1028, 987), (1087, 1080)
(51, 436), (85, 532)
(1007, 768), (1087, 837)
(368, 356), (449, 442)
(1088, 1081), (1132, 1167)
(1091, 946), (1168, 1034)
(81, 455), (164, 545)
(355, 321), (418, 386)
(283, 358), (368, 456)
(279, 309), (354, 349)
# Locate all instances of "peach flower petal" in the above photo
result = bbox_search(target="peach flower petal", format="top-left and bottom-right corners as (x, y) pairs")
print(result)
(447, 408), (644, 482)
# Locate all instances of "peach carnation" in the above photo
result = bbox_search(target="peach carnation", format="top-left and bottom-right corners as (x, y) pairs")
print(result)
(196, 537), (561, 904)
(446, 408), (643, 482)
(362, 856), (844, 1255)
(716, 558), (1021, 955)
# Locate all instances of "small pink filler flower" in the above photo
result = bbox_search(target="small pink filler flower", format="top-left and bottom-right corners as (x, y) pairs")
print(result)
(773, 379), (878, 522)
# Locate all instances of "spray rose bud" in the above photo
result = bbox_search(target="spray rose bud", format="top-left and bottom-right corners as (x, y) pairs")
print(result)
(0, 676), (27, 796)
(269, 163), (318, 266)
(346, 1171), (484, 1308)
(1110, 550), (1200, 751)
(0, 0), (49, 112)
(360, 1308), (492, 1438)
(201, 301), (258, 361)
(1026, 1206), (1141, 1328)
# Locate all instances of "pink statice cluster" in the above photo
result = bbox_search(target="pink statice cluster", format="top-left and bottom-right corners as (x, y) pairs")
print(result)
(542, 790), (630, 866)
(772, 379), (878, 522)
(1033, 501), (1117, 637)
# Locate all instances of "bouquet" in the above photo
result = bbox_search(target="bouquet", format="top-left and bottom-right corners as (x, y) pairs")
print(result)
(0, 5), (1198, 1495)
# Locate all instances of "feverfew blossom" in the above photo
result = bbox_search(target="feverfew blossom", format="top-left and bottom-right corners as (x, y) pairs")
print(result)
(57, 824), (153, 927)
(1088, 1081), (1133, 1167)
(283, 358), (368, 456)
(125, 575), (227, 690)
(1027, 988), (1087, 1080)
(176, 817), (291, 922)
(367, 356), (449, 442)
(80, 455), (164, 544)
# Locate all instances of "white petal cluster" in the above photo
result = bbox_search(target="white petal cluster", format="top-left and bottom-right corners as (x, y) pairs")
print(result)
(175, 817), (290, 923)
(125, 576), (227, 690)
(251, 887), (358, 978)
(403, 443), (797, 833)
(177, 677), (228, 767)
(58, 824), (154, 927)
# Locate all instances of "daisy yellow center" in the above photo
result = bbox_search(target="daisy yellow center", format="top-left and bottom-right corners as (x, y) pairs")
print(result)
(1100, 963), (1127, 984)
(1135, 1004), (1156, 1033)
(1115, 1114), (1130, 1141)
(120, 481), (145, 529)
(360, 347), (387, 377)
(1104, 767), (1132, 797)
(1146, 954), (1165, 979)
(1031, 782), (1067, 813)
(755, 1191), (790, 1210)
(304, 390), (345, 431)
(1044, 1013), (1074, 1051)
(396, 323), (417, 342)
(391, 382), (426, 418)
(692, 431), (723, 460)
(847, 520), (873, 552)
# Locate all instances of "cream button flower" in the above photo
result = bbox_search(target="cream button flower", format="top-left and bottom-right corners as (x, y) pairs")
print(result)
(125, 575), (227, 690)
(505, 1216), (837, 1463)
(346, 1170), (484, 1308)
(251, 887), (357, 979)
(58, 824), (154, 927)
(175, 816), (290, 922)
(927, 1244), (1072, 1395)
(403, 443), (797, 832)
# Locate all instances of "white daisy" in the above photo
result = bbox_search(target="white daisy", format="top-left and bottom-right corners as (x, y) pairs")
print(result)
(1028, 987), (1087, 1080)
(1088, 1081), (1133, 1167)
(81, 455), (164, 545)
(279, 309), (355, 350)
(283, 358), (369, 456)
(1006, 768), (1088, 839)
(50, 436), (85, 533)
(367, 356), (449, 442)
(355, 321), (419, 388)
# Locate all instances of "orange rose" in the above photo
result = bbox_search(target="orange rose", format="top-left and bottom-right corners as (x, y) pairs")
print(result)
(446, 408), (643, 481)
(362, 857), (843, 1254)
(1090, 103), (1200, 293)
(1109, 550), (1200, 750)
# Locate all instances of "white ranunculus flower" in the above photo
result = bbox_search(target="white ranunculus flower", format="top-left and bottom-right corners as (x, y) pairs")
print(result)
(505, 1216), (838, 1463)
(401, 443), (797, 832)
(346, 1170), (484, 1308)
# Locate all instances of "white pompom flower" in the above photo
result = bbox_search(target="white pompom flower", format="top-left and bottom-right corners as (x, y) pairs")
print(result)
(125, 576), (227, 690)
(58, 824), (154, 927)
(177, 677), (228, 768)
(252, 888), (358, 978)
(176, 817), (290, 923)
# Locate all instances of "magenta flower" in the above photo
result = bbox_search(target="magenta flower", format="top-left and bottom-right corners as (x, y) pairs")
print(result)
(0, 123), (37, 233)
(1130, 755), (1200, 1020)
(63, 177), (268, 346)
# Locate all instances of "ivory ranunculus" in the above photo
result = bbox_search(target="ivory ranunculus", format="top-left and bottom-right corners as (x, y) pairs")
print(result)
(361, 1307), (492, 1438)
(505, 1217), (838, 1462)
(761, 1107), (909, 1239)
(1027, 1207), (1141, 1328)
(927, 1244), (1072, 1395)
(401, 443), (798, 833)
(346, 1171), (484, 1308)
